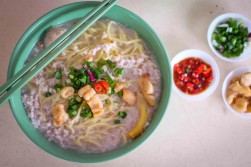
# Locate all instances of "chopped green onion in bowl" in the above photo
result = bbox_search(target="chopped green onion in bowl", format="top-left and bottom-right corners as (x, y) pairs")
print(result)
(212, 18), (249, 58)
(207, 13), (251, 62)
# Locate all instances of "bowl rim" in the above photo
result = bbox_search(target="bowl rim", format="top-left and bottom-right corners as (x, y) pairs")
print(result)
(171, 49), (220, 100)
(207, 12), (251, 62)
(7, 1), (172, 163)
(222, 66), (251, 118)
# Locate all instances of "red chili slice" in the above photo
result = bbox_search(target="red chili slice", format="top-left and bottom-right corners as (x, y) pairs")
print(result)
(94, 80), (110, 94)
(186, 82), (194, 91)
(203, 67), (212, 75)
(174, 64), (182, 74)
(192, 78), (200, 85)
(194, 64), (205, 75)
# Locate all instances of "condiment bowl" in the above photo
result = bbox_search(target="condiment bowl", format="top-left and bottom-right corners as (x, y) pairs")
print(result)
(7, 1), (172, 163)
(222, 66), (251, 118)
(207, 13), (251, 62)
(171, 49), (220, 100)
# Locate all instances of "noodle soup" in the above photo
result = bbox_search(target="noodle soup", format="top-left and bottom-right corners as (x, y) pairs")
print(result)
(22, 19), (161, 153)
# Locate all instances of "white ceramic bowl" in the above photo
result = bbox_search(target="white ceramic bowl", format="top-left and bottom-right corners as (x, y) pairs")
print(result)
(207, 13), (251, 62)
(171, 49), (220, 100)
(222, 66), (251, 118)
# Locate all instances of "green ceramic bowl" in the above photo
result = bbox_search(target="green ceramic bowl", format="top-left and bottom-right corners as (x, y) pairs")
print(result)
(8, 1), (171, 163)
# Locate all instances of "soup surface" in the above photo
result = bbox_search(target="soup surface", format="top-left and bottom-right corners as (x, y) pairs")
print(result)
(22, 19), (161, 153)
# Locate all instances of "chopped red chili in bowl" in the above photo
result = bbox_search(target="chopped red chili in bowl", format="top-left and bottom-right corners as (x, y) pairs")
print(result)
(173, 57), (213, 95)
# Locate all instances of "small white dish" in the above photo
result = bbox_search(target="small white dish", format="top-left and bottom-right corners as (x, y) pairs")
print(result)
(171, 49), (220, 100)
(222, 66), (251, 118)
(207, 13), (251, 62)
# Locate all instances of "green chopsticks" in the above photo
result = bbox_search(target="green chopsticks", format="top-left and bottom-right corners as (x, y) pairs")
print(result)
(0, 0), (120, 106)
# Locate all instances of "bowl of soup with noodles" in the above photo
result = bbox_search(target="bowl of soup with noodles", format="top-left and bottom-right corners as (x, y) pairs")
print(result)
(7, 1), (171, 163)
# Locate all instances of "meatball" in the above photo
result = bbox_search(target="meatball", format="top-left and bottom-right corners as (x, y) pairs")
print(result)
(44, 27), (67, 47)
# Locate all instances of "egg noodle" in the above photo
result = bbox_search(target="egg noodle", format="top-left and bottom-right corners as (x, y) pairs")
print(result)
(25, 19), (154, 150)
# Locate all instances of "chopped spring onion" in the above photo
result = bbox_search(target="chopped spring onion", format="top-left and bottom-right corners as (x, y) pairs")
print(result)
(44, 92), (52, 97)
(67, 97), (83, 118)
(114, 119), (121, 124)
(68, 67), (90, 90)
(69, 74), (75, 79)
(118, 111), (127, 119)
(54, 70), (62, 79)
(114, 68), (124, 77)
(69, 98), (76, 105)
(111, 88), (115, 95)
(105, 99), (110, 104)
(108, 87), (115, 95)
(106, 59), (116, 68)
(117, 90), (123, 97)
(66, 104), (79, 118)
(97, 58), (106, 67)
(75, 80), (81, 86)
(67, 109), (78, 118)
(78, 74), (87, 83)
(65, 82), (73, 87)
(54, 84), (63, 92)
(106, 70), (114, 80)
(71, 104), (79, 110)
(80, 106), (93, 118)
(69, 97), (81, 105)
(83, 61), (93, 68)
(69, 67), (75, 72)
(106, 73), (116, 88)
(102, 65), (108, 72)
(75, 96), (82, 103)
(212, 18), (249, 58)
(92, 68), (103, 79)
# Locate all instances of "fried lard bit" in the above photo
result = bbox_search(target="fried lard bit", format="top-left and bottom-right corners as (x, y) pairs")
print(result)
(78, 85), (104, 117)
(60, 86), (74, 98)
(78, 85), (95, 101)
(114, 82), (125, 93)
(87, 94), (104, 117)
(139, 73), (157, 106)
(52, 104), (69, 126)
(122, 88), (136, 105)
